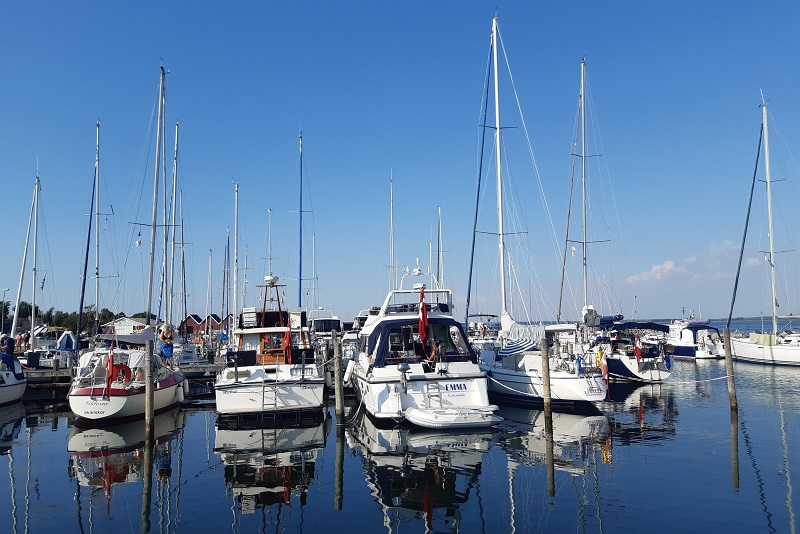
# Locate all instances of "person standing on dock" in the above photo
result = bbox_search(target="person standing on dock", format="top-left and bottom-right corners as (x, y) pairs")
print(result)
(159, 324), (175, 366)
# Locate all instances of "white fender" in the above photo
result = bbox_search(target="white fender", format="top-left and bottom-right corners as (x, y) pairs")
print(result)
(176, 383), (185, 403)
(343, 359), (355, 385)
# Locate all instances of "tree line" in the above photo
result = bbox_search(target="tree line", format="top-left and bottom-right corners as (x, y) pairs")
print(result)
(0, 300), (132, 335)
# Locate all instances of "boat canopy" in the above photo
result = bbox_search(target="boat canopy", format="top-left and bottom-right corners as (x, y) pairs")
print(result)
(369, 317), (475, 368)
(610, 321), (670, 333)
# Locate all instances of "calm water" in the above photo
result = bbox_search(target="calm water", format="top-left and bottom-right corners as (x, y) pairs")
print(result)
(1, 323), (798, 533)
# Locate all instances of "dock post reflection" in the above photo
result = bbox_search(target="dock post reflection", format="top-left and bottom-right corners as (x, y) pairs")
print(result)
(730, 408), (739, 490)
(544, 407), (555, 497)
(141, 439), (153, 533)
(335, 422), (345, 510)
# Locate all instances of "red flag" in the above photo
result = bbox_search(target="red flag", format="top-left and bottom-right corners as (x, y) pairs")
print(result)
(635, 334), (642, 371)
(283, 329), (292, 363)
(418, 287), (428, 348)
(104, 343), (115, 394)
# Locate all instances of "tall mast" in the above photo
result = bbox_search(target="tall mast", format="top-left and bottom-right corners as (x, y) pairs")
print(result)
(268, 209), (273, 276)
(94, 123), (101, 336)
(11, 181), (35, 337)
(146, 66), (166, 328)
(389, 173), (395, 290)
(205, 249), (212, 336)
(233, 182), (239, 329)
(30, 175), (40, 352)
(580, 59), (588, 307)
(492, 17), (508, 316)
(77, 124), (98, 340)
(168, 121), (179, 327)
(298, 132), (303, 308)
(437, 206), (443, 288)
(763, 104), (778, 335)
(179, 191), (187, 328)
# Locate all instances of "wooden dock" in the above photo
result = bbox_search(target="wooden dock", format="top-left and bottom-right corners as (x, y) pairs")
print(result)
(24, 363), (223, 387)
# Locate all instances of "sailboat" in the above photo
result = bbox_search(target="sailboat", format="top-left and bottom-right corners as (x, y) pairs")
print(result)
(730, 103), (800, 366)
(0, 178), (39, 405)
(68, 67), (187, 422)
(474, 18), (607, 407)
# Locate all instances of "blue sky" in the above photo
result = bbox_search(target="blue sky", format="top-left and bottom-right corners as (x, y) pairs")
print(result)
(2, 2), (800, 325)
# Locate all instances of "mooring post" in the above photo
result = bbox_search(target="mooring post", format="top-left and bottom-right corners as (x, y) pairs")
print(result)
(722, 327), (738, 411)
(145, 339), (154, 439)
(730, 408), (740, 490)
(540, 337), (552, 410)
(333, 330), (344, 424)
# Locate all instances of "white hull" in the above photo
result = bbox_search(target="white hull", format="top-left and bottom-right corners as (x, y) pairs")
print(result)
(214, 364), (326, 415)
(485, 365), (607, 404)
(730, 337), (800, 366)
(68, 348), (186, 421)
(405, 407), (501, 429)
(68, 380), (184, 420)
(606, 352), (671, 383)
(0, 380), (27, 405)
(351, 361), (498, 426)
(0, 362), (27, 405)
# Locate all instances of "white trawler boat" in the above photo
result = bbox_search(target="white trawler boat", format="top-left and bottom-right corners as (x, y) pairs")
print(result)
(347, 268), (500, 429)
(214, 275), (326, 417)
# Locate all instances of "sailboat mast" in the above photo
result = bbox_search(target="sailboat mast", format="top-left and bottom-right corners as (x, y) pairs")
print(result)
(438, 206), (443, 288)
(298, 132), (303, 308)
(168, 121), (180, 327)
(30, 176), (40, 352)
(179, 191), (187, 328)
(492, 17), (508, 316)
(233, 182), (239, 331)
(389, 173), (395, 291)
(93, 123), (101, 336)
(268, 209), (273, 276)
(10, 182), (35, 338)
(146, 66), (166, 328)
(580, 59), (588, 307)
(206, 249), (212, 336)
(763, 104), (778, 335)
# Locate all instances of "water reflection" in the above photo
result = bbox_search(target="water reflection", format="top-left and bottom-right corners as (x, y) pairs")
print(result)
(497, 406), (609, 472)
(603, 383), (677, 445)
(0, 402), (25, 455)
(67, 409), (185, 495)
(214, 414), (331, 517)
(346, 408), (494, 533)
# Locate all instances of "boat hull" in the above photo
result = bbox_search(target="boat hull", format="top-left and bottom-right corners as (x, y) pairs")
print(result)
(606, 354), (671, 383)
(214, 364), (326, 415)
(730, 337), (800, 366)
(404, 407), (501, 429)
(351, 362), (499, 428)
(485, 366), (607, 407)
(68, 374), (185, 422)
(0, 378), (27, 405)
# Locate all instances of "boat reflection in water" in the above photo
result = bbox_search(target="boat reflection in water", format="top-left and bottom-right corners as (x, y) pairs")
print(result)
(214, 413), (331, 517)
(498, 406), (610, 472)
(346, 408), (495, 532)
(67, 408), (185, 495)
(602, 382), (677, 445)
(0, 402), (25, 455)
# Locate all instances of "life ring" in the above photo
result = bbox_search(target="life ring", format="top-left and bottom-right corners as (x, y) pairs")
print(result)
(112, 363), (132, 383)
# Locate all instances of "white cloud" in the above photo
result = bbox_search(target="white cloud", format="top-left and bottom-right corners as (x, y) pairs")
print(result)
(626, 260), (684, 284)
(744, 257), (761, 268)
(684, 255), (698, 265)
